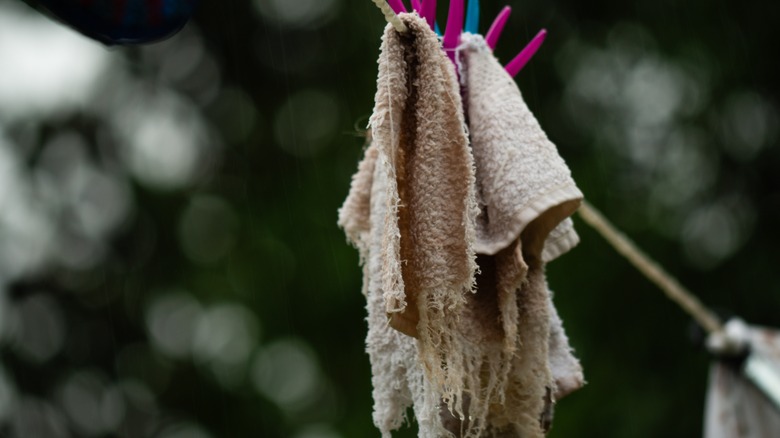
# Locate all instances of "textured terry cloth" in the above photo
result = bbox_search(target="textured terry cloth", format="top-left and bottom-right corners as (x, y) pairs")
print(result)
(354, 12), (484, 429)
(704, 325), (780, 438)
(459, 33), (585, 405)
(369, 12), (478, 341)
(547, 293), (585, 400)
(340, 142), (571, 437)
(338, 15), (584, 438)
(459, 33), (582, 262)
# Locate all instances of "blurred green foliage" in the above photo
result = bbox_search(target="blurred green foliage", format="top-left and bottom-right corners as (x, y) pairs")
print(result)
(1, 0), (779, 437)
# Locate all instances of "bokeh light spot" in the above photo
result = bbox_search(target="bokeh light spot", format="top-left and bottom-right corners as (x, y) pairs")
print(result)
(10, 294), (65, 364)
(157, 422), (213, 438)
(0, 133), (55, 278)
(718, 91), (779, 162)
(253, 0), (340, 29)
(251, 338), (323, 412)
(0, 2), (111, 122)
(146, 292), (203, 359)
(114, 88), (216, 190)
(192, 303), (260, 366)
(10, 397), (70, 438)
(682, 196), (755, 269)
(58, 371), (126, 435)
(294, 424), (344, 438)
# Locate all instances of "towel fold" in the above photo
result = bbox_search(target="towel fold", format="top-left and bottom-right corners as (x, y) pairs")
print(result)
(460, 33), (585, 408)
(338, 15), (584, 437)
(459, 33), (582, 261)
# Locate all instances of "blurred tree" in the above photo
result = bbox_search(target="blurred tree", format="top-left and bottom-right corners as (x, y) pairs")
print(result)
(0, 0), (779, 437)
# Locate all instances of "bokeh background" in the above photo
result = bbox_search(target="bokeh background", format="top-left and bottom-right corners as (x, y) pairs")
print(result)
(1, 0), (779, 437)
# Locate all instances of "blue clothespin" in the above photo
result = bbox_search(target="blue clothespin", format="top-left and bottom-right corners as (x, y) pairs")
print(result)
(465, 0), (479, 34)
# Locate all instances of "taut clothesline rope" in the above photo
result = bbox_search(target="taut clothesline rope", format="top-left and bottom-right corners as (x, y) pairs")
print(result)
(371, 0), (408, 33)
(578, 201), (724, 335)
(369, 0), (724, 336)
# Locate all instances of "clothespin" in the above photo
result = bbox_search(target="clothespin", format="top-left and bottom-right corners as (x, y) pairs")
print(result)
(413, 0), (439, 34)
(485, 6), (511, 50)
(373, 0), (546, 77)
(465, 0), (479, 34)
(504, 29), (547, 77)
(442, 0), (465, 63)
(386, 0), (407, 14)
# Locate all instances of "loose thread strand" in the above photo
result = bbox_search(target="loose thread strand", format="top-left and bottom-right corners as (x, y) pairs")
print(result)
(578, 201), (723, 335)
(371, 0), (408, 33)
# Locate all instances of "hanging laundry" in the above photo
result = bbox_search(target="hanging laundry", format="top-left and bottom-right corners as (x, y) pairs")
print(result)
(339, 12), (584, 438)
(704, 319), (780, 438)
(365, 4), (780, 438)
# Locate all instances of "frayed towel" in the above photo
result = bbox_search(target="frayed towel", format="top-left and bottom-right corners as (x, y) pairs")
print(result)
(460, 33), (585, 404)
(338, 14), (583, 438)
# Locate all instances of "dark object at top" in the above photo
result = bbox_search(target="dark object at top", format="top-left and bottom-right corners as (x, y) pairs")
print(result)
(22, 0), (199, 45)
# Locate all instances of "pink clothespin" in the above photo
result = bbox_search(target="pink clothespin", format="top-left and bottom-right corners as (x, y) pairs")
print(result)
(387, 0), (406, 14)
(421, 0), (437, 31)
(504, 29), (547, 77)
(380, 0), (545, 77)
(389, 0), (436, 34)
(442, 0), (464, 64)
(485, 6), (511, 50)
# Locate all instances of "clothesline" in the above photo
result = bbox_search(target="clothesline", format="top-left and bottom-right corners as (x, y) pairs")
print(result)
(371, 0), (408, 33)
(577, 202), (723, 335)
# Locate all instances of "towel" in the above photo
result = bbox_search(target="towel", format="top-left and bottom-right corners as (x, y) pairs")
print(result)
(704, 323), (780, 438)
(454, 33), (584, 435)
(338, 14), (584, 437)
(459, 33), (582, 262)
(459, 33), (585, 405)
